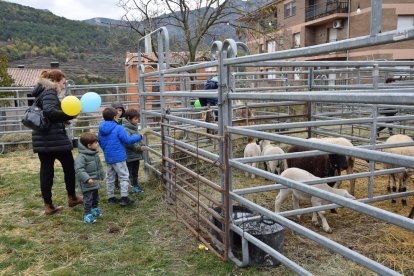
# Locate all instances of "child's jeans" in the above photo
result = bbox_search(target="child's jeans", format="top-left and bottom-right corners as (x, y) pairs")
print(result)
(83, 189), (99, 215)
(127, 160), (140, 187)
(106, 161), (130, 198)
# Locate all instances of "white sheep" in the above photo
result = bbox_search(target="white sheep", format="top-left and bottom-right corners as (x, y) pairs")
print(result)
(382, 134), (414, 205)
(309, 137), (356, 195)
(275, 167), (355, 233)
(259, 140), (287, 175)
(243, 140), (261, 178)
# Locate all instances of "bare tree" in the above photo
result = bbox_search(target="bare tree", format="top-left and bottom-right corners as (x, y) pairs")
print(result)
(236, 3), (289, 53)
(118, 0), (266, 63)
(118, 0), (165, 37)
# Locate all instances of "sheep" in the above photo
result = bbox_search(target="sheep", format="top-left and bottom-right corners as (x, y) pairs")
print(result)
(259, 139), (287, 175)
(409, 206), (414, 219)
(382, 134), (414, 205)
(287, 145), (348, 185)
(243, 139), (261, 179)
(309, 137), (356, 195)
(275, 168), (355, 233)
(287, 144), (348, 213)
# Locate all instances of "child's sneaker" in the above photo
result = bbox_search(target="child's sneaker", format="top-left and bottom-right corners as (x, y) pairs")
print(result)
(132, 186), (143, 193)
(119, 197), (135, 206)
(108, 197), (120, 204)
(91, 208), (102, 217)
(83, 214), (96, 224)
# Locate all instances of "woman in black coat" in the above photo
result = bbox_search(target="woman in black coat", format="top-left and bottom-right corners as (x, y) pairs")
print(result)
(31, 70), (83, 215)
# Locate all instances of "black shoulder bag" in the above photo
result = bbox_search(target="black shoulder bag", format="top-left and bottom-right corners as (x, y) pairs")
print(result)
(21, 95), (50, 131)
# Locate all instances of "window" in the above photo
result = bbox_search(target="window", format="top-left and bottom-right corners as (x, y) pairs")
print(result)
(284, 1), (296, 18)
(259, 43), (264, 53)
(294, 67), (302, 81)
(205, 67), (217, 72)
(267, 69), (277, 79)
(397, 16), (414, 30)
(293, 33), (300, 48)
(267, 40), (276, 52)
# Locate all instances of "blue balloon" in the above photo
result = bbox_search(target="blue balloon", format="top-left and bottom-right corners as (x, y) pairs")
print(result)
(80, 92), (101, 112)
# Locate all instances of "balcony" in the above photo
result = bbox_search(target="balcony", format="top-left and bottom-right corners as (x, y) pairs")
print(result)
(306, 0), (349, 22)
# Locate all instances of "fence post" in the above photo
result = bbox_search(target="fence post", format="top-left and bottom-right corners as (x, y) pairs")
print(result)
(307, 67), (314, 138)
(368, 64), (380, 198)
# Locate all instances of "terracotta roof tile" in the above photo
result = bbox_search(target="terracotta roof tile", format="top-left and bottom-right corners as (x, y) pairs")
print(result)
(7, 68), (46, 87)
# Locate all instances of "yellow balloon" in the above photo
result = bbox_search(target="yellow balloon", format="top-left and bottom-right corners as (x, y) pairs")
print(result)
(61, 96), (81, 116)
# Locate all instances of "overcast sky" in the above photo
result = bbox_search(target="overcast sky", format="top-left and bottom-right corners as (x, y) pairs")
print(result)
(5, 0), (126, 21)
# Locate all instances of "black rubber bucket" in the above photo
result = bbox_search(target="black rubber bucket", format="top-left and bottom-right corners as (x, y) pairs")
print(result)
(239, 218), (285, 267)
(211, 206), (285, 267)
(211, 205), (254, 244)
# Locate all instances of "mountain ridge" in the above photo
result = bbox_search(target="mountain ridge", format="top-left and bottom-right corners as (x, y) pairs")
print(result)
(0, 0), (269, 83)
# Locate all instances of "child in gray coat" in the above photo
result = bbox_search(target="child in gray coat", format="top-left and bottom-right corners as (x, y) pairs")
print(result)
(123, 109), (147, 193)
(75, 132), (105, 224)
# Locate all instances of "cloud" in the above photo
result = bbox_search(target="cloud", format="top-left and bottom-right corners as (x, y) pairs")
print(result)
(5, 0), (125, 20)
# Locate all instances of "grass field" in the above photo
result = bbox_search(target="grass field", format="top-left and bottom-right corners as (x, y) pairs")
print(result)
(0, 149), (286, 275)
(1, 148), (413, 275)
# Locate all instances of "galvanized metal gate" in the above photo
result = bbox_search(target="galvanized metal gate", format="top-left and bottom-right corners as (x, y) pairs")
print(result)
(135, 2), (414, 273)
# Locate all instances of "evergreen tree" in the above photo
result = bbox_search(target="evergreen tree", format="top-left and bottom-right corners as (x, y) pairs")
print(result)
(0, 53), (13, 87)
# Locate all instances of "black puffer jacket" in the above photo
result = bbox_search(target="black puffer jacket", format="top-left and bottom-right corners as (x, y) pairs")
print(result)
(199, 77), (218, 107)
(31, 78), (74, 153)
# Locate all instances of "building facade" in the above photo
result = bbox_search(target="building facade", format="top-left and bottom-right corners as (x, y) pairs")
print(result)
(240, 0), (414, 61)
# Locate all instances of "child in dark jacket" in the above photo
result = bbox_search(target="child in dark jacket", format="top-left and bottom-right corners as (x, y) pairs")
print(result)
(75, 132), (104, 224)
(122, 109), (147, 193)
(111, 101), (125, 124)
(98, 107), (150, 206)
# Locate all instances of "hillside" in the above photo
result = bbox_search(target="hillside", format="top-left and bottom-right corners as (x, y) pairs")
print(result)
(0, 0), (270, 83)
(0, 1), (133, 82)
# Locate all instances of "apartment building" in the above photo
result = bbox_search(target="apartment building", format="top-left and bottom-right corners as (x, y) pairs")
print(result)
(239, 0), (414, 61)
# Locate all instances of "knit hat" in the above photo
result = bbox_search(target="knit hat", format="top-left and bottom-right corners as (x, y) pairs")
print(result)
(111, 102), (125, 116)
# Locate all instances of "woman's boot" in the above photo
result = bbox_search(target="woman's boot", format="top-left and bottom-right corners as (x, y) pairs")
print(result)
(68, 195), (83, 207)
(44, 203), (63, 215)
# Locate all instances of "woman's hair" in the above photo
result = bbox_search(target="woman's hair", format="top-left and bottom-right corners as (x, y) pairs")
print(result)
(80, 132), (98, 147)
(124, 108), (140, 120)
(102, 107), (117, 121)
(40, 70), (66, 82)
